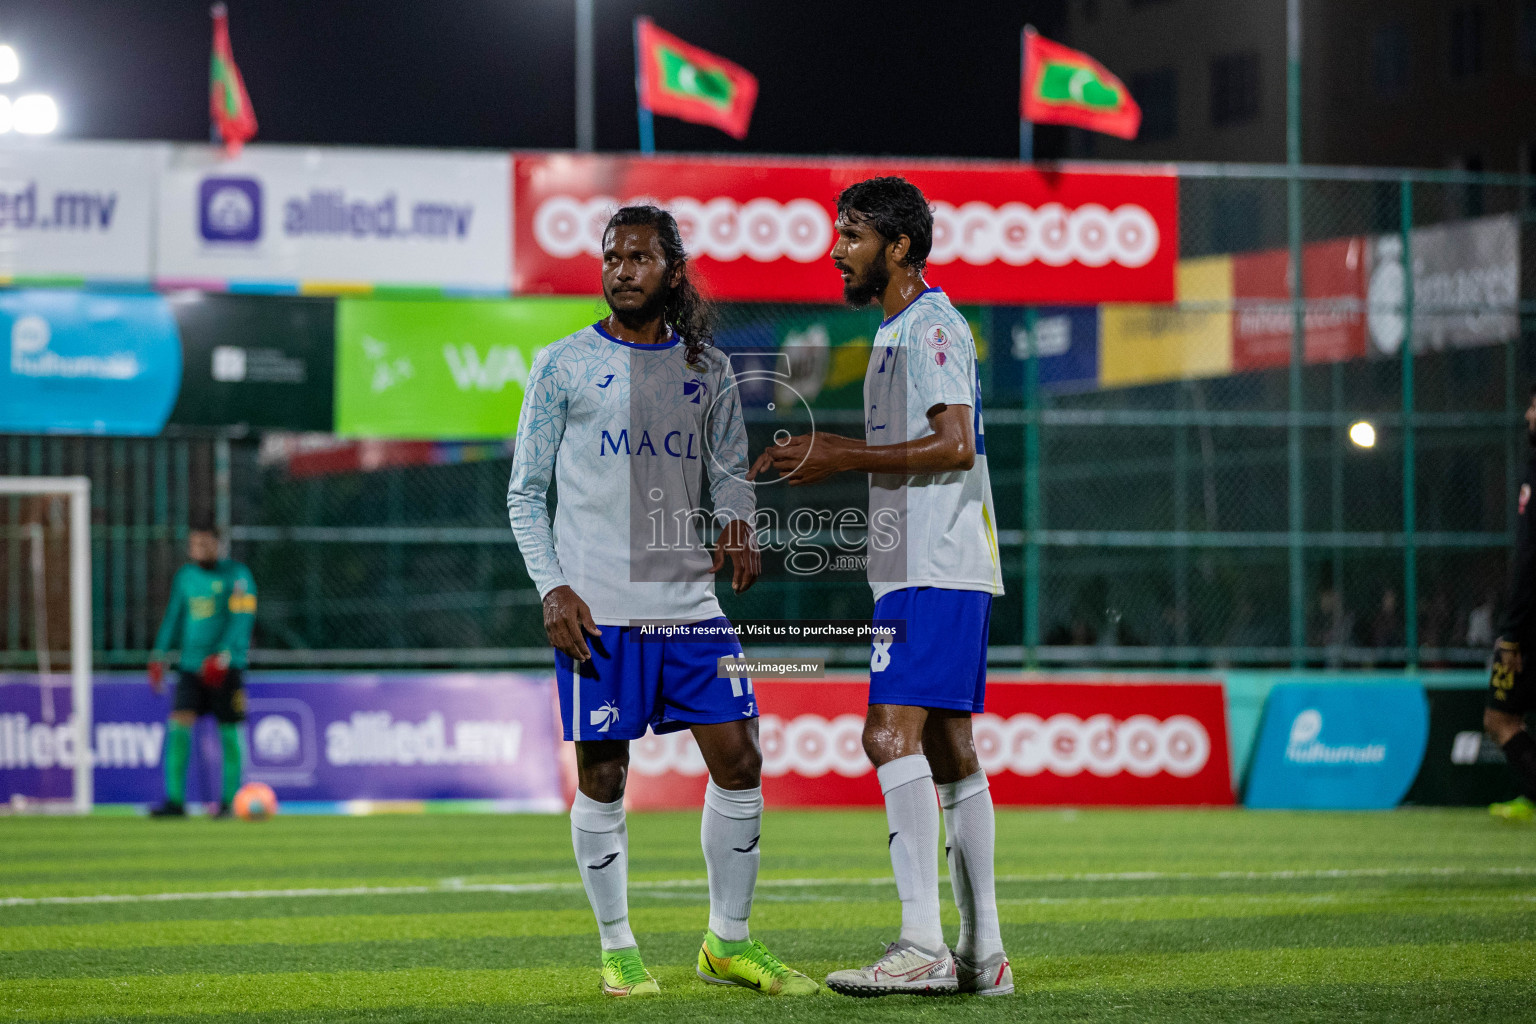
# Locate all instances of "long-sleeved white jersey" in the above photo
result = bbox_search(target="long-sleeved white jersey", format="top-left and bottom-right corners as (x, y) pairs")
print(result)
(507, 323), (754, 625)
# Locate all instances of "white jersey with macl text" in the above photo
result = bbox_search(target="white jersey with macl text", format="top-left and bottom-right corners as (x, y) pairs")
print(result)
(863, 286), (1004, 601)
(507, 324), (754, 625)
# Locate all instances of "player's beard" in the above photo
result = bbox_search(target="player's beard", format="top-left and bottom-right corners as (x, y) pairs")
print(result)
(606, 282), (670, 332)
(842, 248), (890, 307)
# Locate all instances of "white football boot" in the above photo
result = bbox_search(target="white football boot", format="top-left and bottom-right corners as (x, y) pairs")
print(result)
(825, 940), (958, 997)
(955, 951), (1014, 996)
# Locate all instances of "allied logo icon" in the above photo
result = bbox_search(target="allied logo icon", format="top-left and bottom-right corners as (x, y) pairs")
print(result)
(199, 177), (262, 243)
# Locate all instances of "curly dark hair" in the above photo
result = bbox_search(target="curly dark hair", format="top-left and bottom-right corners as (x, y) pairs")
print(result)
(835, 176), (934, 273)
(602, 205), (716, 365)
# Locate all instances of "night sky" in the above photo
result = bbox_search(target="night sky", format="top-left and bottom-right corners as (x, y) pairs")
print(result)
(0, 0), (1069, 159)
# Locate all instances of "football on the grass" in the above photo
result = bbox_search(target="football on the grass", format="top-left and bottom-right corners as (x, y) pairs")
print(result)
(233, 782), (279, 821)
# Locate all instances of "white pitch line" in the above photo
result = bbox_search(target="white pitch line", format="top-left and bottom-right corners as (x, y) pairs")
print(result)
(3, 865), (1532, 909)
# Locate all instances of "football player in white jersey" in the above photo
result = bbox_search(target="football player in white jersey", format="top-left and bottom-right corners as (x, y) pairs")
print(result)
(751, 178), (1011, 997)
(508, 206), (815, 998)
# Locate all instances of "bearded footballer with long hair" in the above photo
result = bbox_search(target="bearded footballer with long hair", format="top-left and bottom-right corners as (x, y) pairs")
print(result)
(508, 205), (816, 998)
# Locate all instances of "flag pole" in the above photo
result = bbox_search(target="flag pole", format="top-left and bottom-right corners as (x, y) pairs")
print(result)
(1019, 26), (1034, 162)
(634, 18), (656, 155)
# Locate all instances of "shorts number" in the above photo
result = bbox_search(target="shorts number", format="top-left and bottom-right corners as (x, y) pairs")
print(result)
(871, 640), (892, 673)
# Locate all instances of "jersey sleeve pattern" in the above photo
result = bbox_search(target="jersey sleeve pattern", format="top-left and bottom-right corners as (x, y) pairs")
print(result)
(905, 308), (977, 417)
(507, 344), (572, 599)
(703, 351), (755, 527)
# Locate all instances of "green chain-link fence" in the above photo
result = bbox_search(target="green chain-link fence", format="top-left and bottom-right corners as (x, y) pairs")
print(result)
(2, 165), (1532, 670)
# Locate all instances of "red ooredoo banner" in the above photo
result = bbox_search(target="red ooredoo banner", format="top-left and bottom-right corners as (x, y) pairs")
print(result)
(622, 678), (1232, 809)
(513, 155), (1178, 304)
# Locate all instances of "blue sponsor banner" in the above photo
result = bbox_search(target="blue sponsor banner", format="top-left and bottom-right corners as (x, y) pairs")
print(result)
(0, 290), (181, 435)
(0, 673), (565, 811)
(991, 305), (1100, 396)
(1243, 682), (1429, 809)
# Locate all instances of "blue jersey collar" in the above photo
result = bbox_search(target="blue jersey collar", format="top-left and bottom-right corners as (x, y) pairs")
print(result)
(594, 321), (679, 350)
(879, 284), (943, 329)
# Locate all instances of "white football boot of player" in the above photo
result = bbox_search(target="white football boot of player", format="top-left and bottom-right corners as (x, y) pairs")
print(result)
(825, 940), (957, 997)
(955, 951), (1013, 996)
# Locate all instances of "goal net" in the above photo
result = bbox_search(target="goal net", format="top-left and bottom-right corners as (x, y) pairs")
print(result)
(0, 477), (93, 814)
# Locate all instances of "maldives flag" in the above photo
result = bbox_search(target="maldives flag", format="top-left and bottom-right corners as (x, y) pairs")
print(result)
(210, 4), (257, 155)
(1020, 27), (1139, 140)
(636, 18), (758, 141)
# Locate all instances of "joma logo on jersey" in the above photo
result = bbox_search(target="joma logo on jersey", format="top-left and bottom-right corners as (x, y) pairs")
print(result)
(599, 429), (700, 459)
(683, 378), (708, 404)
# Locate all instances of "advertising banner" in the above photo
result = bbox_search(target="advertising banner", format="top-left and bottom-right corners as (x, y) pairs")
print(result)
(0, 673), (565, 811)
(1244, 682), (1428, 809)
(334, 296), (599, 438)
(623, 677), (1233, 809)
(0, 141), (162, 283)
(168, 294), (335, 430)
(157, 145), (511, 293)
(1100, 255), (1232, 388)
(1231, 236), (1368, 370)
(0, 290), (181, 435)
(1403, 687), (1522, 806)
(1367, 214), (1519, 356)
(992, 305), (1100, 396)
(513, 154), (1177, 304)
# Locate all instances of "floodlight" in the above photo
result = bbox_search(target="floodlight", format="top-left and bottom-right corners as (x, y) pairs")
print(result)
(13, 93), (58, 134)
(1348, 421), (1376, 449)
(0, 45), (18, 85)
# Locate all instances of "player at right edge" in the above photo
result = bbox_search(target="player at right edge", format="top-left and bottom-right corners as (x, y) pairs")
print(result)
(752, 177), (1011, 996)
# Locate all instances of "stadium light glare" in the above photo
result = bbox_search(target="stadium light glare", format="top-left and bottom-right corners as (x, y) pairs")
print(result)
(1349, 420), (1377, 449)
(0, 44), (18, 84)
(13, 93), (58, 134)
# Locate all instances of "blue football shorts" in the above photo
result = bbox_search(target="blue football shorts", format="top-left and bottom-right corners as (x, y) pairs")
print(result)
(869, 587), (993, 713)
(555, 617), (756, 742)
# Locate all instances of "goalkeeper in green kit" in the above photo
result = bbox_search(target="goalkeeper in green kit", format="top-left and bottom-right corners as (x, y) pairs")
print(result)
(146, 522), (257, 818)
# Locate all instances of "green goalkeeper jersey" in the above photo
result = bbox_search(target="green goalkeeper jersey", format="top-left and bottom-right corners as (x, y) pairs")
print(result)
(151, 560), (258, 671)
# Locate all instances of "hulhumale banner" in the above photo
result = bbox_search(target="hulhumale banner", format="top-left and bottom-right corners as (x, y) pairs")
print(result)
(0, 141), (163, 284)
(156, 145), (512, 294)
(622, 678), (1233, 809)
(1243, 682), (1429, 809)
(0, 290), (182, 435)
(514, 154), (1178, 304)
(0, 674), (565, 811)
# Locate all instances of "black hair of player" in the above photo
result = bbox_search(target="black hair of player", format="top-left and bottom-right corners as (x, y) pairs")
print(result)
(188, 515), (217, 535)
(835, 177), (934, 273)
(602, 205), (716, 366)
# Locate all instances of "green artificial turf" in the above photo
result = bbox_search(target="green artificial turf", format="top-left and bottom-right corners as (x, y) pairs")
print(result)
(2, 808), (1534, 1022)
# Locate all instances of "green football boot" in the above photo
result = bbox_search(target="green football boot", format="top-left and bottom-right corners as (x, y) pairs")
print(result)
(697, 934), (819, 995)
(600, 947), (660, 997)
(1489, 795), (1535, 823)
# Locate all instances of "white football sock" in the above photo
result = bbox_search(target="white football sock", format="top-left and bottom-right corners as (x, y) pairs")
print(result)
(701, 778), (762, 941)
(570, 791), (635, 951)
(938, 770), (1003, 960)
(877, 754), (945, 953)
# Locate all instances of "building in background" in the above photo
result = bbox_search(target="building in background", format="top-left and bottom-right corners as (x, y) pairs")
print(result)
(1064, 0), (1536, 171)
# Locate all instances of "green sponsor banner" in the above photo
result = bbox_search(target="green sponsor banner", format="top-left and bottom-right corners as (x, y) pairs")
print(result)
(335, 296), (600, 439)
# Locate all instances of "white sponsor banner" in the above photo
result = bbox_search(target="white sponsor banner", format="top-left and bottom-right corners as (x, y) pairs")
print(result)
(1367, 213), (1519, 355)
(157, 145), (510, 292)
(0, 141), (163, 281)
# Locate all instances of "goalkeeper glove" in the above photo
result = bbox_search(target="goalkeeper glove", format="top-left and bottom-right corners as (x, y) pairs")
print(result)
(147, 660), (166, 694)
(200, 653), (231, 688)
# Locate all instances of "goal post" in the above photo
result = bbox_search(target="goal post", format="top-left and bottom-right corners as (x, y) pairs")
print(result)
(0, 476), (93, 813)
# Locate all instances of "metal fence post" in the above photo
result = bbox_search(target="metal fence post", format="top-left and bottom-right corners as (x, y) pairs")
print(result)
(1023, 306), (1041, 669)
(1287, 177), (1306, 667)
(1400, 177), (1417, 669)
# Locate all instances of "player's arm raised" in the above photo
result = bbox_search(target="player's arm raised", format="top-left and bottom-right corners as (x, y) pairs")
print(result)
(748, 404), (974, 486)
(704, 356), (760, 592)
(507, 347), (600, 661)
